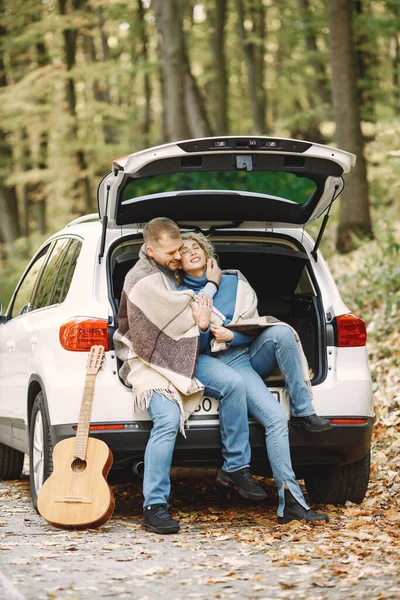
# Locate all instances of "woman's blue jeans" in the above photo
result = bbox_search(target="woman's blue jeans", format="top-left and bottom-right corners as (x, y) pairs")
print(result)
(216, 325), (313, 515)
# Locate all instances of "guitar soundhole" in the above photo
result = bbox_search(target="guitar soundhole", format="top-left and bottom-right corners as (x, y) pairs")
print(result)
(71, 458), (87, 473)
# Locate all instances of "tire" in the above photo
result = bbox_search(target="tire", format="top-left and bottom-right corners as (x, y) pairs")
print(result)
(304, 451), (371, 505)
(29, 391), (53, 511)
(0, 442), (24, 480)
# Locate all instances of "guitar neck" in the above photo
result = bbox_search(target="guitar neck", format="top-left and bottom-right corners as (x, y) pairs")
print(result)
(74, 374), (96, 460)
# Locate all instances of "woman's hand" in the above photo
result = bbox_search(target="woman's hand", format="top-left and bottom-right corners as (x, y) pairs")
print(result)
(191, 293), (213, 331)
(210, 325), (234, 343)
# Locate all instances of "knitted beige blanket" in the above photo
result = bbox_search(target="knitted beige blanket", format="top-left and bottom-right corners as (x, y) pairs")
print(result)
(113, 247), (225, 434)
(212, 270), (313, 400)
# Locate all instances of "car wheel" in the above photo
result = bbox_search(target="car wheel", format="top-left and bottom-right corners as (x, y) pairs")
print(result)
(304, 451), (371, 505)
(29, 391), (53, 511)
(0, 442), (24, 480)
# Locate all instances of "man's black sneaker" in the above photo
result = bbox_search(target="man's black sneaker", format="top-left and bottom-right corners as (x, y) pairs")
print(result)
(278, 488), (329, 524)
(216, 467), (267, 500)
(290, 414), (332, 432)
(143, 504), (180, 534)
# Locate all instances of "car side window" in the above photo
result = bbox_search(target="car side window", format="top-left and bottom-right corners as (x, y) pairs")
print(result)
(10, 245), (51, 318)
(53, 240), (82, 304)
(33, 238), (72, 310)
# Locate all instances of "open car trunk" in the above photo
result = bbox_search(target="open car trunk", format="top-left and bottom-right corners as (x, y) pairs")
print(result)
(109, 230), (327, 385)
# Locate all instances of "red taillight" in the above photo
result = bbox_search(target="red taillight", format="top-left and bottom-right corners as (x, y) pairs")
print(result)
(60, 318), (109, 351)
(335, 313), (367, 347)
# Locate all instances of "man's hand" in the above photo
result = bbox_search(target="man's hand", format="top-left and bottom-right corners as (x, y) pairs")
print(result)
(210, 325), (234, 343)
(191, 292), (213, 331)
(206, 258), (222, 286)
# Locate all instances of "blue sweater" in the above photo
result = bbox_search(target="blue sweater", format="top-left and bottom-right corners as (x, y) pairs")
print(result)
(180, 272), (253, 353)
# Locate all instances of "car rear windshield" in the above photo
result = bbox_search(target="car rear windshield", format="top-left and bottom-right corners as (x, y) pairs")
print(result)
(121, 171), (316, 205)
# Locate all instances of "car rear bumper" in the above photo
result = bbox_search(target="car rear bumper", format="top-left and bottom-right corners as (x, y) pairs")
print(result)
(51, 416), (374, 476)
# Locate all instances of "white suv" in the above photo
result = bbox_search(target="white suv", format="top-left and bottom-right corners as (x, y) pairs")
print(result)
(0, 136), (374, 510)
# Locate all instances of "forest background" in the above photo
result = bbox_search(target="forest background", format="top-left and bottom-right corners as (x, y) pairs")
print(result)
(0, 0), (399, 331)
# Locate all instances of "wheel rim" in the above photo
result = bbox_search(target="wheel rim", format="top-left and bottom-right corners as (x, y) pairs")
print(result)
(32, 410), (44, 494)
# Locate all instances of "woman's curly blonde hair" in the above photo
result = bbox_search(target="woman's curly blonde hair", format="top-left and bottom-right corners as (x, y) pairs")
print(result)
(175, 232), (218, 285)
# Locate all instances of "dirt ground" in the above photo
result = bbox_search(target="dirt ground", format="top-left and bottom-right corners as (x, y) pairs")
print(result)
(0, 459), (399, 600)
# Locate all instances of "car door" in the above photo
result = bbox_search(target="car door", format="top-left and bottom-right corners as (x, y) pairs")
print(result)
(0, 238), (80, 449)
(0, 243), (52, 434)
(97, 136), (355, 232)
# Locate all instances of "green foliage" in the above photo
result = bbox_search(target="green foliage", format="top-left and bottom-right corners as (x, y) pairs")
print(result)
(121, 170), (316, 204)
(0, 234), (49, 309)
(333, 224), (400, 328)
(0, 0), (399, 306)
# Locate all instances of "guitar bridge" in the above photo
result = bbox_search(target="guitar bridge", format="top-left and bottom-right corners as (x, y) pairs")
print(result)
(55, 496), (93, 504)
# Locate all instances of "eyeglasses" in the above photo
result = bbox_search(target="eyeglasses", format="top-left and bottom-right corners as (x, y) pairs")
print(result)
(181, 245), (201, 257)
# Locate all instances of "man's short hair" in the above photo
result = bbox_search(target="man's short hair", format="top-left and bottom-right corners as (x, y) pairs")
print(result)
(143, 217), (181, 244)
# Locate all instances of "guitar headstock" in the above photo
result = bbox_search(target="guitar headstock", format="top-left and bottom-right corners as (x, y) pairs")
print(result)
(86, 345), (105, 375)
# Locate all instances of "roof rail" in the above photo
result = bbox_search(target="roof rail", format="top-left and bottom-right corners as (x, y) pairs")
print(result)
(66, 213), (99, 227)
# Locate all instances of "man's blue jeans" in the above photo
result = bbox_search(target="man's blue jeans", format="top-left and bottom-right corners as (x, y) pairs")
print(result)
(143, 358), (251, 508)
(215, 325), (313, 516)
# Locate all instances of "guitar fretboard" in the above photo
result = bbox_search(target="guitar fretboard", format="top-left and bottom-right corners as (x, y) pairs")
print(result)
(73, 375), (96, 460)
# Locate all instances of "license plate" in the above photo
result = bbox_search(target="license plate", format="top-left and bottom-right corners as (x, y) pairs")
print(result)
(192, 391), (281, 417)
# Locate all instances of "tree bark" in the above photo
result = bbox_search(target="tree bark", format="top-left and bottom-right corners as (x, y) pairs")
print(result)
(389, 2), (400, 115)
(0, 185), (20, 247)
(298, 0), (330, 105)
(0, 123), (19, 249)
(58, 0), (93, 213)
(0, 0), (20, 246)
(354, 0), (377, 123)
(152, 0), (190, 141)
(82, 24), (117, 145)
(137, 0), (152, 145)
(235, 0), (266, 134)
(296, 0), (330, 142)
(393, 33), (400, 114)
(209, 0), (228, 134)
(183, 57), (214, 138)
(326, 0), (373, 253)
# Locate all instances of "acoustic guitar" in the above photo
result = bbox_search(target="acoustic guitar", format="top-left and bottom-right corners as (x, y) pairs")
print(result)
(38, 345), (115, 529)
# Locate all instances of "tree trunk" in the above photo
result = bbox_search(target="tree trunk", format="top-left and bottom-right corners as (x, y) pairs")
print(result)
(152, 0), (190, 141)
(250, 0), (267, 130)
(82, 27), (117, 145)
(20, 128), (33, 237)
(393, 33), (400, 114)
(183, 59), (214, 138)
(0, 186), (20, 247)
(354, 0), (377, 123)
(235, 0), (266, 134)
(296, 0), (330, 142)
(326, 0), (373, 253)
(209, 0), (228, 134)
(0, 0), (20, 246)
(34, 41), (50, 235)
(137, 0), (152, 145)
(298, 0), (330, 105)
(389, 3), (400, 115)
(59, 0), (93, 213)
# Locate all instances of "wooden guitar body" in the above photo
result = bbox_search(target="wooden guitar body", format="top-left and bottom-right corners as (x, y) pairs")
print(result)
(38, 436), (114, 529)
(37, 345), (114, 529)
